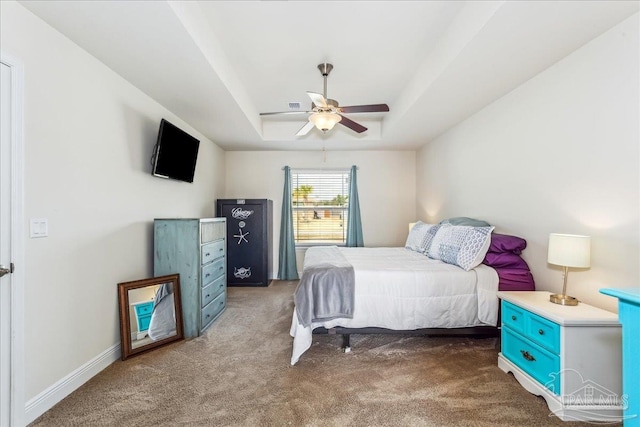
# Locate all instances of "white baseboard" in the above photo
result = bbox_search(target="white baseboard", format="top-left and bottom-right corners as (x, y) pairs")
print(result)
(24, 343), (120, 425)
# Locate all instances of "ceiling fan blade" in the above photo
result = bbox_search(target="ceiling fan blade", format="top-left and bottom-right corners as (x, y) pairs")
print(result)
(339, 104), (389, 114)
(306, 91), (328, 108)
(296, 121), (315, 136)
(260, 111), (312, 116)
(338, 115), (367, 133)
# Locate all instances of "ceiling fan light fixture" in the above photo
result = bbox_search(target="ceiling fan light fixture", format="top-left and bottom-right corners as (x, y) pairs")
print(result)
(309, 111), (342, 133)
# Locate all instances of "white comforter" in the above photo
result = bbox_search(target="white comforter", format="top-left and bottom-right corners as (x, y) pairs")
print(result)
(290, 247), (499, 365)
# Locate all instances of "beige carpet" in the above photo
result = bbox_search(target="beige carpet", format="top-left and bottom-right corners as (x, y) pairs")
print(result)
(30, 281), (617, 426)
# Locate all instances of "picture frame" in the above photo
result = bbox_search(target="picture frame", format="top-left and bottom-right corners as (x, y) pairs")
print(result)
(117, 274), (184, 360)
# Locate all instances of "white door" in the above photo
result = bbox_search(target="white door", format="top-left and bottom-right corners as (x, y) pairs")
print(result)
(0, 59), (12, 427)
(1, 54), (25, 427)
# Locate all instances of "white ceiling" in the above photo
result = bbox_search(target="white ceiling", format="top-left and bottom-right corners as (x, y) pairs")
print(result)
(19, 1), (639, 151)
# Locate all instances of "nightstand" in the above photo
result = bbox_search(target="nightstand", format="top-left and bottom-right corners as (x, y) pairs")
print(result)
(132, 300), (154, 339)
(497, 291), (623, 422)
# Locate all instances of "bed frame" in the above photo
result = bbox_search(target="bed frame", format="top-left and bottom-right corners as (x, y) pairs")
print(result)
(312, 292), (503, 352)
(313, 325), (500, 351)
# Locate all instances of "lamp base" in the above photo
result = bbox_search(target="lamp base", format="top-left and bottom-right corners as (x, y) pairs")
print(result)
(549, 294), (579, 306)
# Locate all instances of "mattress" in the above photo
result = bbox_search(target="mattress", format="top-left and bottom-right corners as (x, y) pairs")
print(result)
(290, 247), (499, 365)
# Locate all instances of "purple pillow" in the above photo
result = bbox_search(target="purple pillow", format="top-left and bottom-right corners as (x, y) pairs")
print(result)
(496, 268), (536, 291)
(483, 252), (530, 270)
(488, 233), (527, 255)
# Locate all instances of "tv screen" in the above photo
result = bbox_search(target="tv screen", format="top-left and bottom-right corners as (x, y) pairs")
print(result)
(152, 119), (200, 183)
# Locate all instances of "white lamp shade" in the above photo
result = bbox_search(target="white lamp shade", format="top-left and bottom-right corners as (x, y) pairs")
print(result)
(547, 233), (591, 268)
(309, 112), (341, 131)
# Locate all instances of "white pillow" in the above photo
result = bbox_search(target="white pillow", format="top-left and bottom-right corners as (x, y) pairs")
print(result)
(427, 224), (495, 270)
(405, 222), (440, 254)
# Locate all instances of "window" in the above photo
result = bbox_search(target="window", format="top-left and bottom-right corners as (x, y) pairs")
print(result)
(291, 169), (350, 245)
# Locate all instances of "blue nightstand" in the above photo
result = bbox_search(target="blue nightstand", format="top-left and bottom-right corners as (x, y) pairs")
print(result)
(498, 291), (623, 422)
(132, 301), (154, 333)
(601, 288), (640, 427)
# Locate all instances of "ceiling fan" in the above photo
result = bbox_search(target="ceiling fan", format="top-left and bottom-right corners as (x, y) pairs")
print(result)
(260, 63), (389, 136)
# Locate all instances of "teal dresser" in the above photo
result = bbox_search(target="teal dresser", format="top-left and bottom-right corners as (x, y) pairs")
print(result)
(498, 291), (622, 422)
(601, 287), (640, 427)
(154, 218), (227, 338)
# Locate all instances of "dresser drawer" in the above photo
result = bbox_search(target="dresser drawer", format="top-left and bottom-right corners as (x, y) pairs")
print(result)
(201, 275), (225, 308)
(201, 240), (225, 265)
(526, 312), (560, 354)
(502, 327), (560, 394)
(202, 257), (225, 285)
(502, 301), (526, 334)
(201, 221), (225, 243)
(202, 291), (226, 328)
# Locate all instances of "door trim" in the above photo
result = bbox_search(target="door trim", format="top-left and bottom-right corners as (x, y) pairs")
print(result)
(1, 50), (26, 427)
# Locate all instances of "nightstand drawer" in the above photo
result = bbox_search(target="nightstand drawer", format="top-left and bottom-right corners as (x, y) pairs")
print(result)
(526, 312), (560, 354)
(137, 314), (152, 332)
(201, 275), (225, 308)
(201, 240), (225, 265)
(202, 257), (225, 285)
(502, 327), (560, 394)
(134, 301), (154, 316)
(502, 300), (560, 354)
(502, 301), (526, 334)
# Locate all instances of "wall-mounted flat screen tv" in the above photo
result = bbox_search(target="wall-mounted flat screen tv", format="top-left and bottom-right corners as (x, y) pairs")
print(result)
(152, 119), (200, 183)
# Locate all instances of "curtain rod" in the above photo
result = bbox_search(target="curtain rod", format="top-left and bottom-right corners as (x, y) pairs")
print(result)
(282, 166), (358, 171)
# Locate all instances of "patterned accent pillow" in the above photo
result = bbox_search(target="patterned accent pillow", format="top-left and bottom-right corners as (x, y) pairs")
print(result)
(427, 224), (495, 270)
(405, 221), (440, 254)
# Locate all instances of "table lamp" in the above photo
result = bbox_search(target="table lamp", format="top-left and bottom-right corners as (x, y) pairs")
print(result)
(547, 233), (591, 306)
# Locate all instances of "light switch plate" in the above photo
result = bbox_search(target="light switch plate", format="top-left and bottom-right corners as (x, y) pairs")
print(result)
(30, 218), (48, 238)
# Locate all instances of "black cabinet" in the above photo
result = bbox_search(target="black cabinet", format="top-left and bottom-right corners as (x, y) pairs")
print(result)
(216, 199), (273, 287)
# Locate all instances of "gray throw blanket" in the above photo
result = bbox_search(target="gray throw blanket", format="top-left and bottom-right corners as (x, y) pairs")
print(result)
(153, 282), (173, 312)
(294, 246), (355, 327)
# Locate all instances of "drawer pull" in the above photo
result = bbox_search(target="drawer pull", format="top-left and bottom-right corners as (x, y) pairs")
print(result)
(206, 294), (210, 298)
(219, 248), (223, 252)
(205, 253), (211, 257)
(219, 266), (223, 270)
(520, 350), (536, 362)
(206, 314), (210, 319)
(219, 301), (224, 306)
(511, 315), (517, 321)
(205, 273), (210, 278)
(538, 329), (544, 335)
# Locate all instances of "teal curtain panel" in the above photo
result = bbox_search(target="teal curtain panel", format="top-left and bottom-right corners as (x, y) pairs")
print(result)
(346, 165), (364, 247)
(278, 166), (299, 279)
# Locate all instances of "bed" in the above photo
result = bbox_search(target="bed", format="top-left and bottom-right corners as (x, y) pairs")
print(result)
(289, 219), (535, 365)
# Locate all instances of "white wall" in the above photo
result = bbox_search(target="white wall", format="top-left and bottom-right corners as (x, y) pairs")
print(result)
(416, 13), (639, 312)
(1, 1), (225, 407)
(225, 150), (416, 274)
